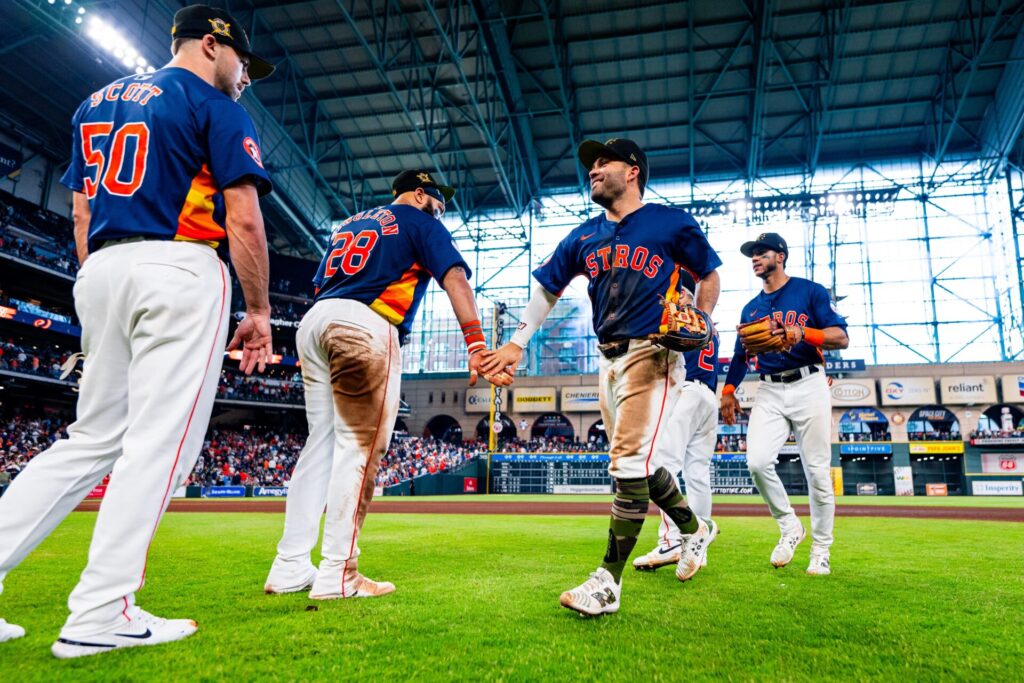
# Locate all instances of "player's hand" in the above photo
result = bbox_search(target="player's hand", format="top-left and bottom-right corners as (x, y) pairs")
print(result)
(469, 351), (513, 387)
(771, 324), (804, 350)
(720, 393), (742, 426)
(227, 311), (273, 375)
(478, 342), (523, 380)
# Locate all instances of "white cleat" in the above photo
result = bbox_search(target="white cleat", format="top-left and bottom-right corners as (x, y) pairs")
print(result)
(807, 552), (831, 576)
(309, 572), (395, 600)
(632, 543), (681, 571)
(264, 567), (318, 595)
(770, 524), (807, 568)
(702, 518), (721, 567)
(0, 618), (25, 642)
(51, 608), (197, 659)
(676, 518), (716, 582)
(559, 568), (621, 617)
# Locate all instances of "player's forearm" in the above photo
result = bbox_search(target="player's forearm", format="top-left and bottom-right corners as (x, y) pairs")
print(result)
(723, 351), (748, 388)
(820, 326), (849, 350)
(226, 215), (270, 315)
(72, 191), (90, 265)
(440, 266), (486, 355)
(509, 283), (560, 348)
(694, 269), (720, 315)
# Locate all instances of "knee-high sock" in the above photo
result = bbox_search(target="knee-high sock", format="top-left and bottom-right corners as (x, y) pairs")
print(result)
(647, 466), (699, 535)
(600, 477), (649, 582)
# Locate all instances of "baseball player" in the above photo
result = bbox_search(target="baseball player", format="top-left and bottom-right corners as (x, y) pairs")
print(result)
(633, 272), (721, 571)
(264, 170), (509, 600)
(0, 5), (275, 657)
(480, 138), (722, 616)
(720, 233), (849, 575)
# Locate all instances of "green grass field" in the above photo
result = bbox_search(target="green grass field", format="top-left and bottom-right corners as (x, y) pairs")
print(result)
(3, 512), (1022, 681)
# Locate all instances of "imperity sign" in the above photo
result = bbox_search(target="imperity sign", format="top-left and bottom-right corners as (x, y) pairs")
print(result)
(939, 375), (996, 405)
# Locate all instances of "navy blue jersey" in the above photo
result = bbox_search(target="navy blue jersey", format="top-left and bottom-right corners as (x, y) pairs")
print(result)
(684, 332), (719, 393)
(532, 204), (721, 342)
(312, 204), (469, 341)
(60, 68), (272, 251)
(725, 276), (847, 386)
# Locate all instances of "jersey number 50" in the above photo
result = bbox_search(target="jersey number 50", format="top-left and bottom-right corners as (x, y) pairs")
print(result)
(80, 121), (151, 199)
(324, 229), (380, 277)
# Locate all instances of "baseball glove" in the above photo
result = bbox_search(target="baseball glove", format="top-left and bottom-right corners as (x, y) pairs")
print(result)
(737, 316), (803, 354)
(649, 299), (713, 353)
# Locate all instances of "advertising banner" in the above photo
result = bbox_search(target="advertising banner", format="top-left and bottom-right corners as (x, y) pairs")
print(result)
(463, 477), (478, 493)
(203, 486), (246, 498)
(831, 467), (843, 496)
(553, 484), (611, 494)
(0, 142), (23, 178)
(252, 486), (288, 497)
(829, 379), (877, 406)
(880, 377), (936, 406)
(972, 480), (1023, 496)
(894, 466), (914, 495)
(780, 443), (800, 455)
(840, 408), (888, 424)
(0, 304), (82, 338)
(839, 443), (893, 455)
(86, 485), (107, 500)
(560, 387), (601, 412)
(909, 442), (964, 455)
(856, 482), (878, 495)
(511, 387), (557, 413)
(939, 375), (997, 405)
(999, 374), (1024, 404)
(465, 387), (494, 414)
(925, 483), (948, 496)
(825, 359), (866, 373)
(733, 381), (760, 409)
(980, 453), (1024, 474)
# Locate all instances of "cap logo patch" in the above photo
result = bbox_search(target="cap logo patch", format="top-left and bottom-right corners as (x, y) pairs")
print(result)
(417, 172), (432, 183)
(243, 137), (263, 168)
(758, 233), (767, 240)
(208, 18), (233, 39)
(606, 138), (618, 144)
(630, 154), (637, 161)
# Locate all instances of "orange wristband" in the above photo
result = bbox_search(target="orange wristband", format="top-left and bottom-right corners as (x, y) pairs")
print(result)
(802, 327), (825, 347)
(722, 384), (736, 396)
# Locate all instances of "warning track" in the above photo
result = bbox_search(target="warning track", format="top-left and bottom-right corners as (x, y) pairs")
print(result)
(74, 499), (1024, 522)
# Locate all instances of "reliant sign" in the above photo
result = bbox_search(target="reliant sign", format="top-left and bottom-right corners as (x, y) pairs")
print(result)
(561, 387), (601, 412)
(880, 377), (936, 406)
(939, 375), (996, 405)
(999, 374), (1024, 404)
(829, 379), (877, 406)
(511, 387), (557, 413)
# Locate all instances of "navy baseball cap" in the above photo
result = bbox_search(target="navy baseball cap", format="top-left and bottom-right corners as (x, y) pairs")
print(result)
(172, 5), (275, 80)
(391, 170), (456, 204)
(577, 137), (650, 196)
(740, 232), (788, 258)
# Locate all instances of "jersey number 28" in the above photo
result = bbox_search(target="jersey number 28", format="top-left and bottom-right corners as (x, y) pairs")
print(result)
(80, 121), (151, 199)
(324, 229), (380, 277)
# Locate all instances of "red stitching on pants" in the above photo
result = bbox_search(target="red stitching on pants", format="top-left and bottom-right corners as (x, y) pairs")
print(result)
(341, 328), (393, 597)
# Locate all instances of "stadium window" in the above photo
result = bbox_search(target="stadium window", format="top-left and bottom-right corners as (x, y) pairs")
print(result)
(428, 392), (433, 404)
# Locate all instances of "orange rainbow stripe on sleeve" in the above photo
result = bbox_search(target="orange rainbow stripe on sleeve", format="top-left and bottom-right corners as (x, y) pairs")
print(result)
(176, 164), (225, 246)
(369, 262), (426, 325)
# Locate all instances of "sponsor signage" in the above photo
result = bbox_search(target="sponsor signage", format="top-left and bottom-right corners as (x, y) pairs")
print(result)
(553, 484), (611, 494)
(909, 442), (964, 455)
(925, 483), (948, 497)
(712, 486), (755, 494)
(839, 407), (888, 424)
(999, 374), (1024, 404)
(894, 466), (914, 495)
(511, 387), (557, 413)
(86, 485), (107, 500)
(733, 381), (760, 409)
(830, 379), (877, 406)
(465, 387), (494, 414)
(463, 477), (478, 493)
(880, 377), (936, 406)
(980, 453), (1024, 474)
(561, 387), (601, 412)
(0, 304), (81, 338)
(492, 453), (609, 463)
(856, 482), (878, 496)
(939, 375), (996, 405)
(780, 443), (800, 455)
(840, 443), (893, 455)
(203, 486), (246, 498)
(252, 486), (288, 497)
(971, 437), (1024, 446)
(972, 480), (1023, 496)
(0, 142), (23, 178)
(825, 359), (866, 373)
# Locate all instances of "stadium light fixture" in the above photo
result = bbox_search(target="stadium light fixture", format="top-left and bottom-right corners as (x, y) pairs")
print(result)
(85, 15), (153, 75)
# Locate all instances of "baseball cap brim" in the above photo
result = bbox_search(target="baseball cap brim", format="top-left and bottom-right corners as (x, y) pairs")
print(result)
(740, 240), (786, 257)
(437, 185), (456, 203)
(578, 140), (630, 170)
(244, 53), (275, 80)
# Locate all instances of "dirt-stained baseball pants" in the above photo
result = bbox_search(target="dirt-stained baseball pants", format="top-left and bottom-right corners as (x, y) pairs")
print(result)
(599, 340), (685, 480)
(268, 298), (401, 597)
(0, 241), (229, 639)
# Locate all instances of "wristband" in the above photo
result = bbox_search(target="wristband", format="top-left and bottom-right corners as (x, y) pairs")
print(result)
(802, 327), (825, 347)
(461, 320), (486, 356)
(722, 384), (736, 396)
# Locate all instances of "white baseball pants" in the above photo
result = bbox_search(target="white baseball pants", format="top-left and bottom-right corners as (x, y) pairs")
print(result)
(598, 340), (685, 480)
(267, 298), (400, 596)
(0, 241), (229, 638)
(746, 369), (834, 551)
(653, 380), (717, 546)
